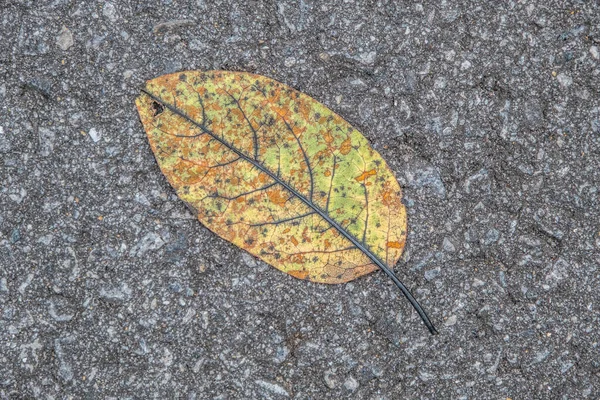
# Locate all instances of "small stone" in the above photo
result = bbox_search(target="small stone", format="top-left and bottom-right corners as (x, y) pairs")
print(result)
(0, 126), (9, 153)
(358, 98), (374, 122)
(473, 278), (485, 287)
(400, 155), (446, 199)
(545, 258), (568, 287)
(169, 282), (183, 293)
(153, 19), (195, 34)
(241, 252), (257, 268)
(8, 187), (27, 204)
(323, 369), (338, 389)
(133, 192), (151, 206)
(519, 235), (541, 248)
(88, 128), (101, 143)
(37, 234), (54, 246)
(161, 348), (173, 367)
(419, 371), (435, 382)
(444, 315), (457, 326)
(350, 78), (367, 88)
(442, 237), (456, 252)
(18, 274), (33, 295)
(358, 51), (376, 65)
(424, 268), (440, 281)
(371, 365), (384, 378)
(464, 169), (490, 195)
(89, 35), (107, 50)
(56, 26), (74, 50)
(48, 301), (74, 322)
(590, 46), (599, 60)
(10, 229), (20, 244)
(517, 164), (534, 175)
(39, 128), (55, 156)
(561, 361), (574, 374)
(284, 57), (296, 67)
(99, 283), (132, 304)
(273, 345), (289, 364)
(54, 337), (75, 382)
(135, 339), (148, 355)
(189, 39), (206, 51)
(0, 277), (8, 293)
(484, 229), (500, 245)
(556, 73), (572, 87)
(532, 349), (551, 364)
(255, 380), (289, 397)
(343, 376), (359, 391)
(434, 77), (447, 89)
(524, 99), (543, 127)
(103, 2), (118, 23)
(164, 60), (183, 74)
(3, 305), (15, 319)
(129, 232), (164, 257)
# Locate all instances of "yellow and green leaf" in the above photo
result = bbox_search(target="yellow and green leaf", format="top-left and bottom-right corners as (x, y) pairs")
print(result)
(136, 71), (436, 334)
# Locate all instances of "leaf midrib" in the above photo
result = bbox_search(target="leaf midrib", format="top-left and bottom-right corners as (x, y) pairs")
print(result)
(140, 88), (437, 335)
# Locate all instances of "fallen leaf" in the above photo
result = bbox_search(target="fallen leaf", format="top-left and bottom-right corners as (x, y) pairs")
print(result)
(136, 71), (436, 334)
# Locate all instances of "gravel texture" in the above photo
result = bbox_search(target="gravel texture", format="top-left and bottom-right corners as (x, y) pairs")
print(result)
(1, 1), (600, 398)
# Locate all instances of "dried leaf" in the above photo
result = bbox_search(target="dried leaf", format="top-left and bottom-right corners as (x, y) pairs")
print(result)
(136, 71), (436, 334)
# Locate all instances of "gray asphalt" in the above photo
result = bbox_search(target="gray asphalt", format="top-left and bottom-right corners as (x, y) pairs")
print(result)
(1, 1), (599, 399)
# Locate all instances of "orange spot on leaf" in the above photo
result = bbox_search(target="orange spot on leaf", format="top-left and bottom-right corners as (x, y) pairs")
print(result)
(324, 131), (334, 144)
(288, 269), (309, 279)
(267, 189), (287, 207)
(382, 189), (393, 206)
(259, 174), (270, 184)
(387, 241), (403, 249)
(339, 137), (352, 155)
(355, 169), (377, 182)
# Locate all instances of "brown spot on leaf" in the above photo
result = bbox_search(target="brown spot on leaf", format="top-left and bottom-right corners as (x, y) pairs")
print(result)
(324, 131), (334, 144)
(339, 137), (352, 155)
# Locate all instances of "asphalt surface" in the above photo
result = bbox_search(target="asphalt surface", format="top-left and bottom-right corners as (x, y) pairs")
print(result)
(1, 1), (599, 398)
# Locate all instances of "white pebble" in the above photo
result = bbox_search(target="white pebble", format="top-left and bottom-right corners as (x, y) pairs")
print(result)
(344, 376), (359, 391)
(56, 26), (74, 51)
(103, 2), (118, 23)
(556, 72), (572, 87)
(444, 315), (457, 326)
(88, 128), (101, 143)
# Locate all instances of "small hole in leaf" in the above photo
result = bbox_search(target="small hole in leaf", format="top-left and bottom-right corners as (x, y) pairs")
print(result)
(152, 101), (164, 117)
